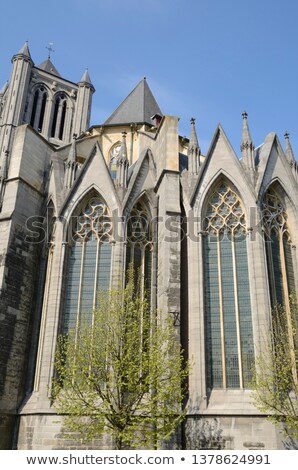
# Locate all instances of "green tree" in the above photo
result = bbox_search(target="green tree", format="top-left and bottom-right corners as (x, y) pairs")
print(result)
(52, 269), (189, 450)
(251, 293), (298, 438)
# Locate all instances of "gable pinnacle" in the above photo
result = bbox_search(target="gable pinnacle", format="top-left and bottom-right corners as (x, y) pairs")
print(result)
(241, 111), (255, 176)
(284, 131), (295, 165)
(241, 111), (254, 151)
(118, 131), (129, 188)
(188, 117), (200, 174)
(64, 134), (78, 189)
(119, 130), (128, 162)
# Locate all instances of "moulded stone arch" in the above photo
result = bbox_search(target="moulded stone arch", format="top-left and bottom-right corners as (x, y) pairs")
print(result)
(61, 186), (113, 244)
(125, 194), (153, 242)
(61, 188), (114, 334)
(122, 149), (157, 213)
(201, 175), (254, 390)
(261, 178), (297, 245)
(195, 171), (252, 233)
(50, 91), (74, 142)
(125, 194), (154, 304)
(27, 83), (52, 133)
(261, 179), (298, 307)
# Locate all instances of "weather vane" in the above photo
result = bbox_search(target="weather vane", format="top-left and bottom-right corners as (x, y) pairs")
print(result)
(46, 42), (55, 59)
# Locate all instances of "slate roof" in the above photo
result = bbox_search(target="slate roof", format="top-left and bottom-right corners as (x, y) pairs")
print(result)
(104, 78), (162, 126)
(37, 58), (61, 77)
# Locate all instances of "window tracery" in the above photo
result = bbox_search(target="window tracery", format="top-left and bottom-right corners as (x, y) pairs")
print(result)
(64, 196), (113, 334)
(203, 181), (254, 390)
(204, 184), (246, 236)
(262, 186), (295, 307)
(126, 201), (153, 298)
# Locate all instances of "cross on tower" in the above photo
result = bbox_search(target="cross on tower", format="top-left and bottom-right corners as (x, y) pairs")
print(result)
(46, 42), (55, 59)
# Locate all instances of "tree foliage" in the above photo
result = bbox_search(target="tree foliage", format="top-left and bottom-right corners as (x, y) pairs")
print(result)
(251, 293), (298, 438)
(52, 268), (189, 449)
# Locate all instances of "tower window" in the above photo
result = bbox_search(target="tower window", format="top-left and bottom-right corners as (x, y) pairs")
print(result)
(30, 86), (48, 133)
(51, 94), (68, 140)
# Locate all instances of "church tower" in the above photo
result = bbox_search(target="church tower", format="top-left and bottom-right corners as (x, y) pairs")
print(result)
(0, 42), (94, 155)
(0, 43), (94, 449)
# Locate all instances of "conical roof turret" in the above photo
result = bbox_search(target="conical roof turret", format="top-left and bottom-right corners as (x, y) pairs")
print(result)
(13, 41), (33, 64)
(79, 68), (92, 85)
(78, 68), (95, 93)
(15, 41), (31, 58)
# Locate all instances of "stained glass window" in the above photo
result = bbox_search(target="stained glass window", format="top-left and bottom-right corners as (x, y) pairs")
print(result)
(262, 186), (295, 306)
(126, 201), (153, 300)
(203, 181), (254, 390)
(63, 196), (113, 334)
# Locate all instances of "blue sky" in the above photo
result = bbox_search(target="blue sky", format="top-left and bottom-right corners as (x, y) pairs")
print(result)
(1, 0), (298, 156)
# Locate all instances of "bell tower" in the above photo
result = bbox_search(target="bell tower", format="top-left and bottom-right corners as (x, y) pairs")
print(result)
(0, 42), (95, 154)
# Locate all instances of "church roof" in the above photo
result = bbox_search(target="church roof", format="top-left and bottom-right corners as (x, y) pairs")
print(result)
(37, 58), (61, 77)
(104, 78), (162, 126)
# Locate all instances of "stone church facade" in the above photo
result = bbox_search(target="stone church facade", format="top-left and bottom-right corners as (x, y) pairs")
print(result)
(0, 43), (297, 450)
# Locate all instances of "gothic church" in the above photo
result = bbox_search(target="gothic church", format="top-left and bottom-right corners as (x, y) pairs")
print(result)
(0, 43), (297, 449)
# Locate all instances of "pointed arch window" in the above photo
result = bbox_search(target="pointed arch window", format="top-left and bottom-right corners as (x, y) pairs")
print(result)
(30, 86), (48, 132)
(63, 196), (113, 334)
(126, 201), (153, 299)
(262, 185), (295, 307)
(109, 143), (121, 180)
(51, 93), (68, 140)
(203, 181), (254, 390)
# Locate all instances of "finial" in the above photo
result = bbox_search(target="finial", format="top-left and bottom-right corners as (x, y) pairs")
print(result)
(122, 130), (127, 138)
(190, 117), (196, 125)
(284, 130), (295, 164)
(242, 111), (248, 120)
(143, 76), (146, 80)
(46, 42), (55, 59)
